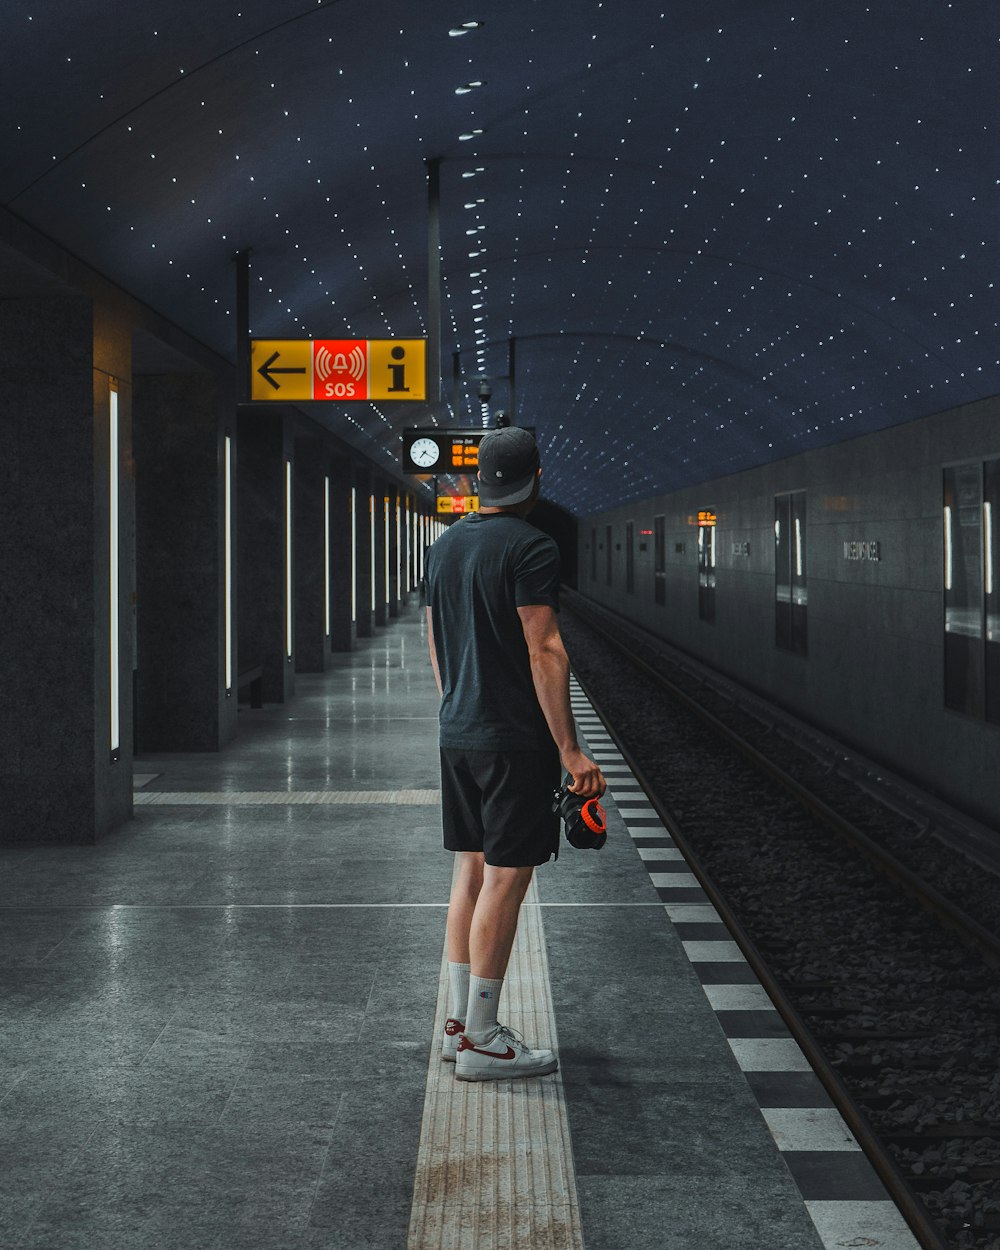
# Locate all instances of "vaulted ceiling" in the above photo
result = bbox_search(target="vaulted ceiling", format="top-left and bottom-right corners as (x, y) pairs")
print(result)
(2, 1), (997, 514)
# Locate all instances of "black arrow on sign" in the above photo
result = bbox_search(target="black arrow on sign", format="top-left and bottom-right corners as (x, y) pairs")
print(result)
(257, 351), (307, 391)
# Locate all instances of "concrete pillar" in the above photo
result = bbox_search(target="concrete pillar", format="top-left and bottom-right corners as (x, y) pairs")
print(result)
(0, 295), (134, 844)
(354, 464), (375, 638)
(374, 479), (389, 628)
(293, 435), (331, 674)
(133, 372), (237, 750)
(328, 455), (355, 652)
(387, 483), (401, 619)
(237, 407), (295, 704)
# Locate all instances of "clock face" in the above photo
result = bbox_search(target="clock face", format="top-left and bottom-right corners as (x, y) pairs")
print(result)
(410, 436), (440, 468)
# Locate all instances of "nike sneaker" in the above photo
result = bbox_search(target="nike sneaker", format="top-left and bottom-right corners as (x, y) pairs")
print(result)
(442, 1017), (464, 1062)
(455, 1024), (558, 1082)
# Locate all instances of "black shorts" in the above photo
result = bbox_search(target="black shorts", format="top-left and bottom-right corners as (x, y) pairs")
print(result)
(440, 746), (562, 867)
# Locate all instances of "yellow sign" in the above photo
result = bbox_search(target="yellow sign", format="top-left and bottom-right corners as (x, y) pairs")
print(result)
(250, 338), (426, 402)
(437, 495), (481, 514)
(368, 340), (426, 401)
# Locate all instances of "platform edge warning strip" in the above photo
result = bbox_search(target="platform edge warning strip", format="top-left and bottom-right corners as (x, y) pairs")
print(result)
(568, 676), (922, 1250)
(407, 875), (585, 1250)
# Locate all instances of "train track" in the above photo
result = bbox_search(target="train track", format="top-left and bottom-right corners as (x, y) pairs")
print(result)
(562, 590), (1000, 1250)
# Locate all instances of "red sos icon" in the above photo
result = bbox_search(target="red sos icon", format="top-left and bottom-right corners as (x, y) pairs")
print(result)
(314, 340), (368, 399)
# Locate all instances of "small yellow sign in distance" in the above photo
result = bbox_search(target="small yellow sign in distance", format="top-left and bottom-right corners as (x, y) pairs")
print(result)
(437, 495), (480, 514)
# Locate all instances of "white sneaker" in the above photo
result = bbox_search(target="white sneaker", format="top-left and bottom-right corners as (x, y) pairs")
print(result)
(442, 1018), (464, 1062)
(455, 1025), (558, 1082)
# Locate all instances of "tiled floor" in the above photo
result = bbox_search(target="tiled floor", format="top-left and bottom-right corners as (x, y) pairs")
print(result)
(0, 606), (917, 1249)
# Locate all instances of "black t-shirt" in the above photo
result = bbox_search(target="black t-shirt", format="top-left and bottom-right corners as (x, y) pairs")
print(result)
(424, 512), (560, 751)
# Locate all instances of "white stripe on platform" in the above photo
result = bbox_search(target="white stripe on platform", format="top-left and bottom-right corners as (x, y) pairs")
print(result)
(762, 1108), (860, 1153)
(682, 940), (745, 962)
(134, 789), (440, 806)
(702, 984), (773, 1011)
(648, 872), (702, 889)
(407, 877), (584, 1250)
(728, 1038), (813, 1072)
(664, 904), (722, 924)
(806, 1201), (921, 1250)
(636, 847), (683, 861)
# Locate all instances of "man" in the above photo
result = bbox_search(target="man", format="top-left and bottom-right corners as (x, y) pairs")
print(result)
(423, 425), (605, 1082)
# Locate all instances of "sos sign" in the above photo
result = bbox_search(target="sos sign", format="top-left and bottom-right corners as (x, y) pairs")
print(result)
(251, 339), (426, 402)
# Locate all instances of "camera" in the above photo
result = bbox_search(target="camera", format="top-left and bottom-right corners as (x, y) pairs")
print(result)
(552, 779), (607, 850)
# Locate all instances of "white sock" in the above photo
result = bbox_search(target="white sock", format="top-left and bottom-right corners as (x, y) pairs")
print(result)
(466, 975), (504, 1038)
(448, 962), (470, 1021)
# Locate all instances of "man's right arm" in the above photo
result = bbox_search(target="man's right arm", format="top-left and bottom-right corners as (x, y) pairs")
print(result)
(517, 604), (604, 797)
(426, 607), (443, 696)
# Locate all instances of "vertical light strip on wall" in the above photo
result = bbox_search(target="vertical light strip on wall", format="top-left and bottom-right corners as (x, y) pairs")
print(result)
(384, 496), (391, 605)
(985, 502), (994, 597)
(324, 475), (331, 636)
(224, 433), (233, 692)
(351, 486), (357, 623)
(370, 493), (376, 612)
(794, 517), (803, 578)
(404, 499), (411, 592)
(944, 506), (954, 590)
(109, 382), (121, 757)
(286, 458), (293, 658)
(396, 500), (402, 599)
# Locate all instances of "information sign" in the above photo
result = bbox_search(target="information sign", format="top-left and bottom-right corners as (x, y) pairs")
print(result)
(250, 339), (426, 402)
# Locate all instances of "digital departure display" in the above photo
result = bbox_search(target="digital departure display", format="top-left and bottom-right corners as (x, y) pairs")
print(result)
(403, 429), (484, 474)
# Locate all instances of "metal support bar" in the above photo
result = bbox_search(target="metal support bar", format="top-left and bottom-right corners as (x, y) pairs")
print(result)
(508, 336), (517, 423)
(234, 249), (251, 404)
(426, 159), (442, 406)
(452, 351), (462, 421)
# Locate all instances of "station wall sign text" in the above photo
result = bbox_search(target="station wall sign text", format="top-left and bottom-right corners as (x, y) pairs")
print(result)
(843, 540), (882, 562)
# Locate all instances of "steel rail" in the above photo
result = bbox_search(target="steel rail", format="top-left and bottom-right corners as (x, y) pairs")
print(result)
(565, 604), (960, 1250)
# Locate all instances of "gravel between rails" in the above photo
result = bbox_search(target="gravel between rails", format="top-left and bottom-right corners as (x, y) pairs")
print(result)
(561, 603), (1000, 1250)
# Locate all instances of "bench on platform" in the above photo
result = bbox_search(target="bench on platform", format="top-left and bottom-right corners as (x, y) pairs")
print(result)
(237, 660), (264, 708)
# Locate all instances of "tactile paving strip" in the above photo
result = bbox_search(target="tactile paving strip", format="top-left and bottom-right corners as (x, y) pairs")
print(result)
(568, 677), (922, 1250)
(407, 876), (584, 1250)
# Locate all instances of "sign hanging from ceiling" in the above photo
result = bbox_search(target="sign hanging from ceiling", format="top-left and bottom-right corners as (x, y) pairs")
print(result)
(403, 429), (483, 474)
(250, 339), (426, 402)
(437, 495), (481, 514)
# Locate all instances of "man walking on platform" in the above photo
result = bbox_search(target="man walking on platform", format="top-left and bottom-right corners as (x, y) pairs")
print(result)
(424, 425), (604, 1081)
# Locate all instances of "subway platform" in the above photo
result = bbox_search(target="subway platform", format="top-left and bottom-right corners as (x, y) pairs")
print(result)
(0, 607), (919, 1249)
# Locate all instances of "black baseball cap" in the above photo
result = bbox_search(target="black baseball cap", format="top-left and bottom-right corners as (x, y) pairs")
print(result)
(477, 427), (540, 507)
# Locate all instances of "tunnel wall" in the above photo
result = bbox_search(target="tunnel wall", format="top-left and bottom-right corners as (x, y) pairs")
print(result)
(576, 393), (1000, 831)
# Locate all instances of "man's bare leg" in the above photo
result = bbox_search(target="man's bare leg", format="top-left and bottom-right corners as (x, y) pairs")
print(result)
(456, 862), (558, 1079)
(441, 852), (485, 1049)
(447, 851), (485, 964)
(468, 863), (535, 980)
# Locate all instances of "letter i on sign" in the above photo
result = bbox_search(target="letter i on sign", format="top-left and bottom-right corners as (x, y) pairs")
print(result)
(368, 340), (426, 401)
(389, 346), (409, 393)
